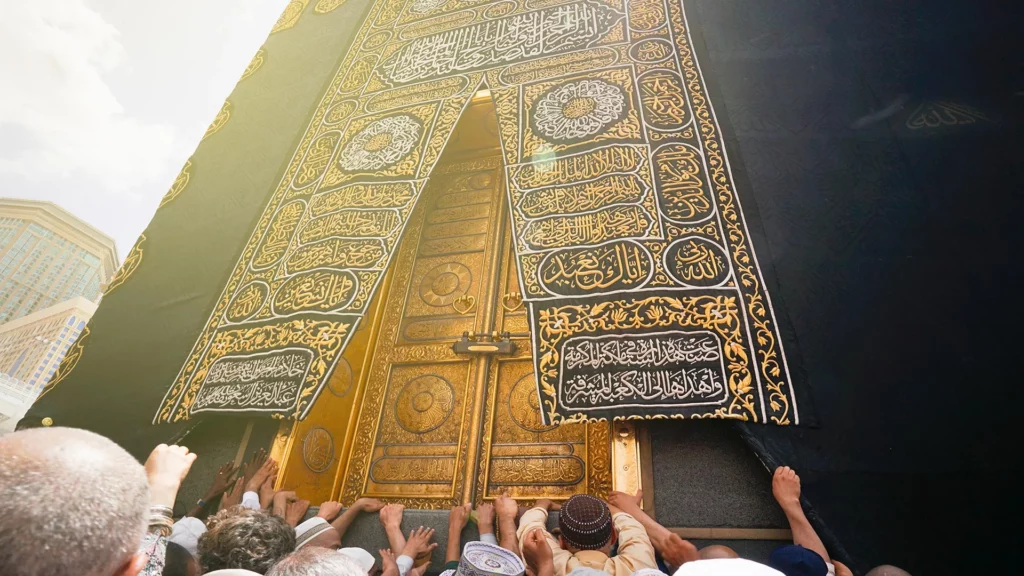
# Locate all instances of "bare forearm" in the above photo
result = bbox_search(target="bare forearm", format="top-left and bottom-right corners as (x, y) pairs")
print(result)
(498, 517), (520, 556)
(783, 507), (830, 563)
(331, 507), (363, 540)
(620, 506), (673, 551)
(385, 524), (407, 552)
(446, 522), (462, 563)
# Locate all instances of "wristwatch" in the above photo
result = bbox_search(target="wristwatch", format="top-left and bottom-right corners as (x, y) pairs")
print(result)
(196, 498), (207, 508)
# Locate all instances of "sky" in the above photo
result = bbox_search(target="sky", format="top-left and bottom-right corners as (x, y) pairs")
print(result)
(0, 0), (289, 261)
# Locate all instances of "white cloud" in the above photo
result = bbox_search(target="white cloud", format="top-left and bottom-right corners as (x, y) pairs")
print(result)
(0, 0), (176, 194)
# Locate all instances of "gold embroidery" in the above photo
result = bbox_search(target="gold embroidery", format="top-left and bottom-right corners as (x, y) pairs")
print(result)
(158, 160), (191, 208)
(202, 101), (231, 140)
(104, 234), (145, 296)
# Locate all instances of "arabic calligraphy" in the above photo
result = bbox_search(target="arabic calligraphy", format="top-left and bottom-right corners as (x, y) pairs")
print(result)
(195, 349), (312, 411)
(518, 173), (647, 218)
(285, 238), (386, 273)
(299, 209), (399, 242)
(559, 331), (727, 409)
(293, 132), (340, 189)
(653, 144), (712, 223)
(511, 145), (645, 189)
(639, 70), (688, 130)
(271, 269), (358, 314)
(310, 183), (416, 216)
(379, 1), (623, 85)
(226, 282), (270, 322)
(562, 368), (725, 407)
(665, 237), (729, 287)
(253, 201), (306, 269)
(539, 240), (650, 294)
(522, 205), (651, 250)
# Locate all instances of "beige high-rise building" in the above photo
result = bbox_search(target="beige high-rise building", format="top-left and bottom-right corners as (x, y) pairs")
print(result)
(0, 199), (118, 324)
(0, 296), (96, 399)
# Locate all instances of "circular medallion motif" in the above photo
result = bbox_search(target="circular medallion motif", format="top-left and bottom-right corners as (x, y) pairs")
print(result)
(418, 262), (472, 306)
(394, 375), (455, 433)
(338, 115), (421, 172)
(532, 79), (626, 142)
(328, 357), (354, 397)
(302, 427), (335, 473)
(509, 375), (557, 432)
(664, 237), (731, 287)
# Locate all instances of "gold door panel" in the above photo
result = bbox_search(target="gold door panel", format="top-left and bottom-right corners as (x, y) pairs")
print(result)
(277, 96), (622, 507)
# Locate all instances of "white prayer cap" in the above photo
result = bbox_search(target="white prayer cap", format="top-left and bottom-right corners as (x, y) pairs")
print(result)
(456, 542), (525, 576)
(673, 559), (785, 576)
(339, 547), (376, 573)
(168, 516), (207, 557)
(203, 570), (264, 575)
(295, 517), (334, 549)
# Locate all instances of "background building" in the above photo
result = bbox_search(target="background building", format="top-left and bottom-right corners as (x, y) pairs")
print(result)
(0, 199), (118, 324)
(0, 296), (95, 402)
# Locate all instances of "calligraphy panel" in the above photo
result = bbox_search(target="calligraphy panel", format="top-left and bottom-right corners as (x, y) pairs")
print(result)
(156, 0), (797, 427)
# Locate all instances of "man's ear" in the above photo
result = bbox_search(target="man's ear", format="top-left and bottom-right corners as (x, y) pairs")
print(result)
(113, 551), (149, 576)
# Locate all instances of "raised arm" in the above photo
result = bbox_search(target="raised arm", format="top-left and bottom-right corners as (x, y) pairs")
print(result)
(608, 490), (698, 571)
(772, 466), (831, 564)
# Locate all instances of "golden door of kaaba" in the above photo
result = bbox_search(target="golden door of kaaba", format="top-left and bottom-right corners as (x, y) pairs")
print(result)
(271, 94), (639, 508)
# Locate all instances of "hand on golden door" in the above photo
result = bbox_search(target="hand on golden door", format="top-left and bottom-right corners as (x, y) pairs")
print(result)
(449, 502), (472, 532)
(380, 503), (405, 528)
(496, 494), (518, 521)
(317, 500), (344, 521)
(354, 497), (384, 513)
(272, 490), (298, 518)
(246, 456), (278, 493)
(285, 498), (311, 528)
(259, 473), (278, 510)
(476, 501), (496, 532)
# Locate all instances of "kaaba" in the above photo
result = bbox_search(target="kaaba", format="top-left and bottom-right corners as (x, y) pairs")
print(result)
(23, 0), (1022, 573)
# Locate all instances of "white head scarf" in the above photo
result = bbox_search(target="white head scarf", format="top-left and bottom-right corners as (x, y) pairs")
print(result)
(673, 559), (785, 576)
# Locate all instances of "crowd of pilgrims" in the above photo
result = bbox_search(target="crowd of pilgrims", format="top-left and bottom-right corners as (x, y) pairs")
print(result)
(0, 427), (909, 576)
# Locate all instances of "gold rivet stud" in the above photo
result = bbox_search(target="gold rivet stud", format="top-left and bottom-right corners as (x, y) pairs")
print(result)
(41, 417), (53, 427)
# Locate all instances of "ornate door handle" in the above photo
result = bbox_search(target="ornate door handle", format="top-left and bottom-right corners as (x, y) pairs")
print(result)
(501, 291), (524, 312)
(452, 294), (476, 315)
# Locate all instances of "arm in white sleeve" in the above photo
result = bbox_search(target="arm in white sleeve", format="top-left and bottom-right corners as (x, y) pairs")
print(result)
(480, 532), (498, 545)
(241, 491), (261, 510)
(396, 554), (414, 576)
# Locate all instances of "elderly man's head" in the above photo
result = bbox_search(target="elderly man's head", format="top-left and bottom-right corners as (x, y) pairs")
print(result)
(198, 507), (296, 574)
(0, 426), (151, 576)
(267, 547), (366, 576)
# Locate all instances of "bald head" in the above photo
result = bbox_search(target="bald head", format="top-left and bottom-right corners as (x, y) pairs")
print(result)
(699, 545), (740, 559)
(866, 566), (912, 576)
(0, 427), (151, 576)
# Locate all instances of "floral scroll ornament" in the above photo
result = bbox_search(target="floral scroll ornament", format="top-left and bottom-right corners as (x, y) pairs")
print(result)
(104, 234), (145, 296)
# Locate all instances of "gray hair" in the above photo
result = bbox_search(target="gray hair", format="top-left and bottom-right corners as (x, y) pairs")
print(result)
(198, 507), (296, 574)
(0, 427), (150, 576)
(267, 546), (367, 576)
